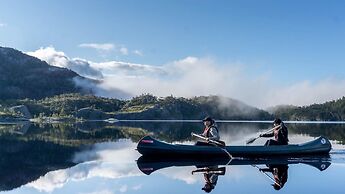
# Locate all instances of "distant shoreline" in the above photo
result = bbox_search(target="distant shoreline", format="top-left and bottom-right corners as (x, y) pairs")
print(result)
(2, 120), (345, 124)
(116, 120), (345, 124)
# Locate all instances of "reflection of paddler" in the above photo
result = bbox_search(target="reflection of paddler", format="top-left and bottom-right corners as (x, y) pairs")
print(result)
(191, 166), (226, 193)
(259, 164), (288, 190)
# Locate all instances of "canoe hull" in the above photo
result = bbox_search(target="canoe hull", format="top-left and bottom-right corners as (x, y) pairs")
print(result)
(137, 136), (332, 157)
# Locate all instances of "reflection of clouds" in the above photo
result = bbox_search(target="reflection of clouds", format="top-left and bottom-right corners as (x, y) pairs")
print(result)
(26, 137), (218, 192)
(159, 166), (199, 184)
(27, 162), (94, 192)
(119, 185), (127, 193)
(24, 133), (340, 193)
(73, 139), (140, 163)
(27, 139), (142, 193)
(132, 184), (142, 190)
(27, 160), (143, 192)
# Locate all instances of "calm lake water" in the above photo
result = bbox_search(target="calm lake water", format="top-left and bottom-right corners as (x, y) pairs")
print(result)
(0, 121), (345, 194)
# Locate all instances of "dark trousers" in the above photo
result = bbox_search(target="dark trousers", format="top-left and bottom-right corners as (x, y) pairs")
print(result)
(195, 141), (212, 146)
(264, 139), (288, 146)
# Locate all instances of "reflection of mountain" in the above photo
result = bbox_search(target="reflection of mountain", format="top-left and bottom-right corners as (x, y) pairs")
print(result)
(2, 122), (345, 148)
(0, 123), (147, 146)
(0, 139), (78, 191)
(0, 122), (31, 135)
(122, 122), (345, 145)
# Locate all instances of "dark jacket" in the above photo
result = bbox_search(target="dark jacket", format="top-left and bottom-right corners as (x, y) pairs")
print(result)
(261, 123), (289, 145)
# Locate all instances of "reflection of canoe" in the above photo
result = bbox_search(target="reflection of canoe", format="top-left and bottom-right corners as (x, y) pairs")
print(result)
(137, 136), (332, 157)
(137, 155), (331, 175)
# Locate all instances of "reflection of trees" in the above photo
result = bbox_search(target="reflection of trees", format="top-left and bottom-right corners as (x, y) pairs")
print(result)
(117, 122), (272, 142)
(288, 123), (345, 144)
(0, 139), (77, 191)
(117, 122), (345, 144)
(0, 123), (147, 146)
(1, 122), (344, 147)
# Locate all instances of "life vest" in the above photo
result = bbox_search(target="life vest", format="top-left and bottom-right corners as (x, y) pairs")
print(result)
(203, 125), (219, 137)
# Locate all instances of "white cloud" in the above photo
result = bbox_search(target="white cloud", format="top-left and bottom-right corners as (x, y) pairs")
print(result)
(97, 57), (345, 108)
(133, 50), (143, 56)
(26, 47), (103, 79)
(262, 79), (345, 108)
(119, 47), (128, 55)
(91, 61), (166, 77)
(79, 43), (115, 51)
(79, 43), (135, 56)
(26, 47), (345, 108)
(0, 23), (6, 27)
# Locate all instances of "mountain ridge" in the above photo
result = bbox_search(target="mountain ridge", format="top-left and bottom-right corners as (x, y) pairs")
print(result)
(0, 46), (89, 99)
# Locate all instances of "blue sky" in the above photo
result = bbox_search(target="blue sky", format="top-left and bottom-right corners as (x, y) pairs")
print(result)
(1, 0), (345, 107)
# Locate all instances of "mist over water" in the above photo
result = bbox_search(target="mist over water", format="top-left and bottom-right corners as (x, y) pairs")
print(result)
(26, 47), (345, 108)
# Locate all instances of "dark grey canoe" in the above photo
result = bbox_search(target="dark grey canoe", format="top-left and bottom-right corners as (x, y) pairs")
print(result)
(136, 136), (332, 157)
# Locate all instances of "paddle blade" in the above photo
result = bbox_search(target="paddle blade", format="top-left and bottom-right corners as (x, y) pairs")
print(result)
(246, 137), (257, 144)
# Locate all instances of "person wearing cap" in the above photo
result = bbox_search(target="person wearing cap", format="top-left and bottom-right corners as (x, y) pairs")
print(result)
(201, 116), (220, 142)
(260, 118), (289, 146)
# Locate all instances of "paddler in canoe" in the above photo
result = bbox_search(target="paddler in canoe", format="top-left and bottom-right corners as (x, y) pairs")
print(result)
(195, 117), (289, 147)
(260, 118), (289, 146)
(195, 116), (225, 146)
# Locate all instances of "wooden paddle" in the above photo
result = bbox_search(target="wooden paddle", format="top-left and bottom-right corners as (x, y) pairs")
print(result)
(191, 132), (225, 146)
(191, 132), (232, 159)
(191, 167), (226, 175)
(246, 125), (280, 145)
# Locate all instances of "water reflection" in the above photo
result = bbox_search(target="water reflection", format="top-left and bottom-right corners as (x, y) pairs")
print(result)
(255, 164), (288, 190)
(193, 166), (225, 192)
(0, 121), (345, 193)
(137, 155), (331, 192)
(27, 139), (141, 193)
(0, 138), (78, 191)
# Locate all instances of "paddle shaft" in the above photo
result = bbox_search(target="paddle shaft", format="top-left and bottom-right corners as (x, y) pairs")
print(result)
(252, 165), (281, 188)
(191, 133), (224, 146)
(246, 125), (280, 144)
(191, 133), (233, 159)
(191, 167), (226, 175)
